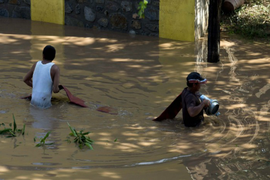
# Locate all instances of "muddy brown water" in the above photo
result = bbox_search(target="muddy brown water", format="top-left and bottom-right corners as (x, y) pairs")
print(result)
(1, 17), (270, 179)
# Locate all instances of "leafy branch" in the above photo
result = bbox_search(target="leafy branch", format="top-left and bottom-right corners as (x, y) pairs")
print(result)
(67, 122), (94, 150)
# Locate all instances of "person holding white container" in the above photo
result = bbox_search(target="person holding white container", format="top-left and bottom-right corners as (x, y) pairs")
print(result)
(181, 72), (210, 127)
(154, 72), (219, 125)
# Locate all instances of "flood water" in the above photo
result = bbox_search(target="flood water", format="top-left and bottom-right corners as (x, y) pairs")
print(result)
(1, 17), (270, 179)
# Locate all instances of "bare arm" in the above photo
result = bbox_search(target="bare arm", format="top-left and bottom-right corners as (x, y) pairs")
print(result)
(188, 99), (210, 117)
(23, 63), (36, 87)
(51, 64), (60, 93)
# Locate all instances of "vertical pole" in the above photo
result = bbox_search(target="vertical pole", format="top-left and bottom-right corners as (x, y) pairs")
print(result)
(207, 0), (222, 62)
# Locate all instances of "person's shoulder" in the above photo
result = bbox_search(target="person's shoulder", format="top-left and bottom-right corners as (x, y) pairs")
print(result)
(186, 93), (194, 99)
(51, 64), (60, 72)
(182, 87), (188, 93)
(51, 62), (59, 68)
(31, 61), (39, 69)
(182, 88), (191, 95)
(183, 89), (195, 100)
(33, 61), (40, 65)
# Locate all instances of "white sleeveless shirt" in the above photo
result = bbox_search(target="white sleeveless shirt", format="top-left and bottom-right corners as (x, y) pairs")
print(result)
(31, 61), (55, 109)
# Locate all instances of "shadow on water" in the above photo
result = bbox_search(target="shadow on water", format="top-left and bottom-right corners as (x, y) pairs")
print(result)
(1, 17), (270, 179)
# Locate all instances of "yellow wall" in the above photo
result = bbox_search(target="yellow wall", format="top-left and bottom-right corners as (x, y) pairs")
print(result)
(31, 0), (65, 25)
(159, 0), (195, 42)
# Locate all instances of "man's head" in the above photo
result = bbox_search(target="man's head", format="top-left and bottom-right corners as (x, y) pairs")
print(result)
(43, 45), (56, 61)
(186, 72), (207, 91)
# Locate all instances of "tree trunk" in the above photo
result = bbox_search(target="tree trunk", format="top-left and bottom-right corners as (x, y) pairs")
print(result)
(207, 0), (222, 62)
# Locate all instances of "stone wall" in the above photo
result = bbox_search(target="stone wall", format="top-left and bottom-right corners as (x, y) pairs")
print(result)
(0, 0), (208, 41)
(0, 0), (30, 19)
(64, 0), (159, 37)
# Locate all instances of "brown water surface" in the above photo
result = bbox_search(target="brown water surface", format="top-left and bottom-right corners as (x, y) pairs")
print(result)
(1, 17), (270, 179)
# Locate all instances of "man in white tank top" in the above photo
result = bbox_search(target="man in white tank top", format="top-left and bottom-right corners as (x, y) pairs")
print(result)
(23, 45), (61, 109)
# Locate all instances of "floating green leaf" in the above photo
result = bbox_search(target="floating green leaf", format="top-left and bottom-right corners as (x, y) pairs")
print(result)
(0, 115), (25, 137)
(67, 122), (94, 150)
(22, 124), (25, 135)
(67, 122), (77, 137)
(85, 143), (93, 150)
(35, 131), (53, 147)
(0, 128), (12, 134)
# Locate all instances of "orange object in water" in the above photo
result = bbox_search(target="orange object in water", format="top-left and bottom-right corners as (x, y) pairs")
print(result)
(21, 85), (118, 115)
(21, 85), (87, 107)
(60, 85), (88, 107)
(96, 106), (118, 115)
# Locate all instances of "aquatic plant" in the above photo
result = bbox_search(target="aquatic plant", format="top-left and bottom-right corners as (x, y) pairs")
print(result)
(67, 122), (94, 150)
(0, 114), (25, 137)
(34, 131), (54, 147)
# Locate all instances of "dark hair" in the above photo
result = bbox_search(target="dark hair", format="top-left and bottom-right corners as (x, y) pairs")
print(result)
(43, 45), (56, 61)
(187, 82), (198, 87)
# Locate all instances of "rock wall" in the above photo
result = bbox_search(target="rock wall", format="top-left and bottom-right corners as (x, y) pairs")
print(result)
(64, 0), (159, 37)
(0, 0), (31, 19)
(0, 0), (208, 41)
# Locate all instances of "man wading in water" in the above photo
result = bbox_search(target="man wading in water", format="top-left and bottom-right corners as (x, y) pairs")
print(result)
(182, 72), (210, 127)
(154, 72), (211, 127)
(23, 45), (61, 109)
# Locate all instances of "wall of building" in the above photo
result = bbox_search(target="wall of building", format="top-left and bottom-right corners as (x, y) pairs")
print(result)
(31, 0), (65, 25)
(0, 0), (209, 41)
(159, 0), (195, 41)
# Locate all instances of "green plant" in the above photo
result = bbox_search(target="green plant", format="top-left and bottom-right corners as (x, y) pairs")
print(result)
(221, 2), (270, 40)
(67, 122), (94, 150)
(138, 0), (148, 19)
(0, 114), (25, 137)
(34, 131), (54, 147)
(245, 0), (267, 5)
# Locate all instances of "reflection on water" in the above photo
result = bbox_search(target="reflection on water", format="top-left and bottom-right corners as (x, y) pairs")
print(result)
(1, 17), (270, 179)
(30, 106), (61, 130)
